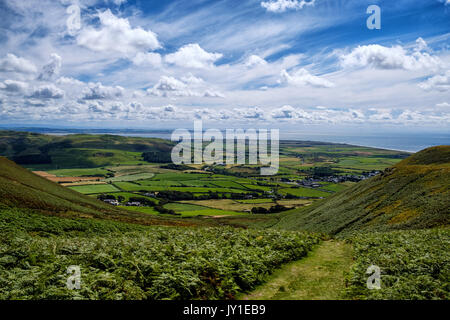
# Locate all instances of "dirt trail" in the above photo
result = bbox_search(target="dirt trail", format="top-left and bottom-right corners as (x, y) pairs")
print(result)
(241, 240), (353, 300)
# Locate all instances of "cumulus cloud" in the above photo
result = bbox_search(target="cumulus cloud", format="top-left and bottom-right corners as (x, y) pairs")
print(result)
(82, 82), (124, 100)
(132, 52), (162, 67)
(38, 53), (62, 81)
(29, 84), (65, 99)
(77, 10), (160, 56)
(415, 37), (429, 52)
(148, 76), (189, 97)
(0, 54), (37, 74)
(245, 55), (267, 68)
(148, 75), (224, 98)
(0, 80), (29, 93)
(165, 43), (223, 69)
(57, 76), (84, 86)
(238, 107), (266, 119)
(261, 0), (315, 13)
(340, 41), (441, 71)
(279, 68), (335, 88)
(419, 70), (450, 91)
(271, 105), (297, 119)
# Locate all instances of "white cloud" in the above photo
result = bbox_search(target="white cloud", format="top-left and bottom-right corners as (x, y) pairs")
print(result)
(0, 80), (29, 93)
(165, 43), (223, 69)
(0, 54), (37, 74)
(203, 90), (225, 98)
(245, 55), (267, 68)
(38, 53), (62, 81)
(419, 70), (450, 91)
(436, 102), (450, 108)
(261, 0), (315, 13)
(271, 105), (297, 119)
(77, 10), (160, 56)
(82, 82), (124, 100)
(30, 84), (65, 99)
(415, 37), (429, 52)
(279, 68), (335, 88)
(57, 77), (84, 86)
(111, 0), (127, 5)
(148, 75), (224, 98)
(132, 52), (162, 67)
(148, 76), (189, 97)
(340, 42), (441, 71)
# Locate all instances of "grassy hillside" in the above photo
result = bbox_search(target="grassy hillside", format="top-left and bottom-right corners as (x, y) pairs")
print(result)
(274, 146), (450, 236)
(0, 207), (321, 300)
(0, 131), (174, 169)
(0, 157), (191, 227)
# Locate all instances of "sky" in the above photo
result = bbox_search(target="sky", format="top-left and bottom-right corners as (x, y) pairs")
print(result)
(0, 0), (449, 133)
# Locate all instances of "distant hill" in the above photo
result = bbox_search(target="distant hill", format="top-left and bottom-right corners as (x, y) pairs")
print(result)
(0, 131), (174, 168)
(0, 156), (187, 227)
(276, 146), (450, 236)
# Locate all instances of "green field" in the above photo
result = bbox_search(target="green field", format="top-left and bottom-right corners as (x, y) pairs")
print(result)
(68, 184), (120, 194)
(100, 192), (159, 204)
(106, 173), (155, 182)
(164, 203), (242, 216)
(164, 202), (210, 212)
(114, 181), (252, 194)
(47, 168), (110, 177)
(319, 183), (347, 192)
(119, 206), (159, 215)
(279, 187), (331, 198)
(237, 199), (275, 204)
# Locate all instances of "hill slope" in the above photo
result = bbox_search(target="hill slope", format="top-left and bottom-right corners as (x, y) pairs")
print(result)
(0, 130), (174, 168)
(275, 146), (450, 236)
(0, 156), (188, 227)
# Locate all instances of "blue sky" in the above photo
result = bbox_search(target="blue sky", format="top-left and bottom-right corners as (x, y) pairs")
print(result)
(0, 0), (449, 132)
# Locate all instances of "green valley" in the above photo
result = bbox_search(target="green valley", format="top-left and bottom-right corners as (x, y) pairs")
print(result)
(0, 131), (448, 300)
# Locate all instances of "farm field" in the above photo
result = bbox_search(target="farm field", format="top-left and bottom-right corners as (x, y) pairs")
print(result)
(179, 199), (310, 213)
(68, 184), (120, 194)
(119, 206), (160, 215)
(46, 168), (110, 177)
(279, 187), (331, 198)
(22, 137), (410, 220)
(105, 173), (155, 182)
(180, 199), (274, 212)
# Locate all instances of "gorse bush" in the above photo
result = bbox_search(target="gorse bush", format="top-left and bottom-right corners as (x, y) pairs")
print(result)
(346, 228), (450, 300)
(0, 208), (320, 300)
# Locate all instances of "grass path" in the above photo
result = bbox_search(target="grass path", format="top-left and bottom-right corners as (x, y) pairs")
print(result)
(240, 240), (353, 300)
